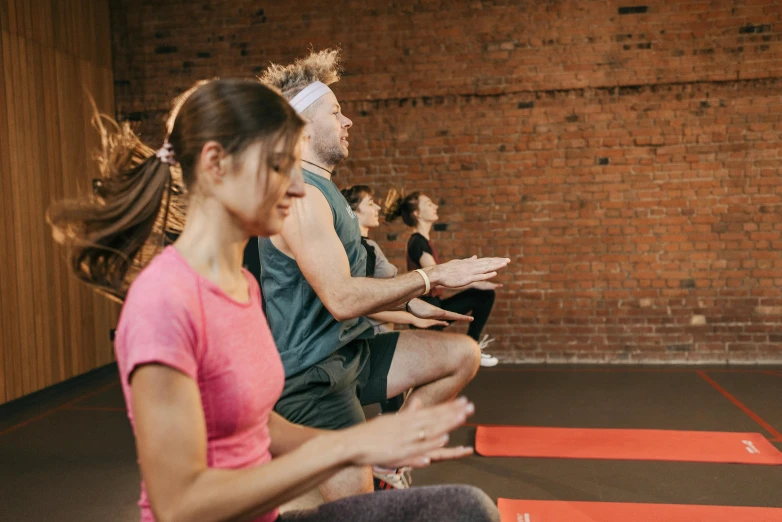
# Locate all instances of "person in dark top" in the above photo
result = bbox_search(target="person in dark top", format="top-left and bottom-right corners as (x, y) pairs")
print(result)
(341, 185), (448, 334)
(388, 191), (500, 367)
(342, 185), (448, 416)
(258, 50), (510, 498)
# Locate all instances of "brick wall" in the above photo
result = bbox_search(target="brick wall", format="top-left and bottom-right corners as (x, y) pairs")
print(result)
(109, 0), (782, 363)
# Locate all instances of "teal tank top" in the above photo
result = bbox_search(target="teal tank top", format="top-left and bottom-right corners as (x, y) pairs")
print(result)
(259, 169), (373, 377)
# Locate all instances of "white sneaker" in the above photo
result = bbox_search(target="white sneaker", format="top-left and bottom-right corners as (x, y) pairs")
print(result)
(478, 334), (495, 350)
(478, 335), (499, 367)
(480, 352), (499, 367)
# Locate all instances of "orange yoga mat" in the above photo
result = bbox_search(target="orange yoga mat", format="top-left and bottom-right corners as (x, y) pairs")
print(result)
(498, 499), (782, 522)
(497, 498), (782, 522)
(475, 426), (782, 464)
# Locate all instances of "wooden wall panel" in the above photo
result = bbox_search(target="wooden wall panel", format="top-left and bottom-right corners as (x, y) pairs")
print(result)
(0, 30), (9, 404)
(0, 0), (120, 404)
(0, 0), (8, 32)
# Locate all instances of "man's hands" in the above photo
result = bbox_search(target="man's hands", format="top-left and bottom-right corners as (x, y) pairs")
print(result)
(428, 256), (510, 289)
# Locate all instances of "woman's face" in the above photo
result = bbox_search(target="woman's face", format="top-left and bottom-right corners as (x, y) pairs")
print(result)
(416, 194), (439, 224)
(355, 193), (381, 229)
(216, 138), (305, 237)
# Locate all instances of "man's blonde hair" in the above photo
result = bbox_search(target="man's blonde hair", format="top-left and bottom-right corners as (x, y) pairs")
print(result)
(259, 49), (342, 103)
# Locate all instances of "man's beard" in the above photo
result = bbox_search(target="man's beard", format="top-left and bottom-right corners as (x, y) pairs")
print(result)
(312, 133), (347, 168)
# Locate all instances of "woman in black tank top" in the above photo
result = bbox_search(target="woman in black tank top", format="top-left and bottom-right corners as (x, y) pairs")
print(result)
(387, 191), (499, 367)
(341, 185), (448, 332)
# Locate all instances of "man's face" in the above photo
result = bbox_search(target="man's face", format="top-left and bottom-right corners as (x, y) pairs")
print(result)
(306, 91), (353, 167)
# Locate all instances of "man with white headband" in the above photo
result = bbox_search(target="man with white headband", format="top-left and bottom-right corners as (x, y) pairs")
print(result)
(258, 49), (510, 500)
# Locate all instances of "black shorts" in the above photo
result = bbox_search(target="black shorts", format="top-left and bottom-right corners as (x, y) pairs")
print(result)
(274, 332), (400, 430)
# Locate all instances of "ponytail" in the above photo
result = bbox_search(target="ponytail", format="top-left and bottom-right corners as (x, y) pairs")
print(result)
(383, 187), (420, 228)
(47, 106), (186, 302)
(48, 79), (303, 301)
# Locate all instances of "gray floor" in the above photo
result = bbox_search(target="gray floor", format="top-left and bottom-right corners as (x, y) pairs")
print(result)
(1, 365), (781, 520)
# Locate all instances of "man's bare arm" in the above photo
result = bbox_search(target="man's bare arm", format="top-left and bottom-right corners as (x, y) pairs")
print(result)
(271, 185), (509, 321)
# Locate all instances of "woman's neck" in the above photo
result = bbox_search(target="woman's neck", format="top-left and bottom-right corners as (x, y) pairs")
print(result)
(360, 225), (369, 237)
(174, 198), (249, 298)
(416, 221), (433, 239)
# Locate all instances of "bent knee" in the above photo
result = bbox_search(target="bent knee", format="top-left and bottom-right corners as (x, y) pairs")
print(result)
(455, 335), (481, 374)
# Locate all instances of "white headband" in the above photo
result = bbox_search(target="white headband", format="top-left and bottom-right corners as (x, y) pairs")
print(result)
(289, 81), (333, 114)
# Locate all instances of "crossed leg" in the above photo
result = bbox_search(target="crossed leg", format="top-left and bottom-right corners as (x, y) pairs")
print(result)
(318, 330), (480, 502)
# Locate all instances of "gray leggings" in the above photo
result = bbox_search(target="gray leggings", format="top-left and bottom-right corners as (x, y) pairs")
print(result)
(278, 485), (500, 522)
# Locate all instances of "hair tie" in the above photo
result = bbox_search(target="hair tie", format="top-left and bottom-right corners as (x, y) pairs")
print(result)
(155, 141), (177, 165)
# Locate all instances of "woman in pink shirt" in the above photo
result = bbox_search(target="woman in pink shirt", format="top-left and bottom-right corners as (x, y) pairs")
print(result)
(47, 79), (499, 522)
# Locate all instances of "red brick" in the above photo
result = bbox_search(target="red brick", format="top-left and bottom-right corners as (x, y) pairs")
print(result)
(110, 0), (782, 363)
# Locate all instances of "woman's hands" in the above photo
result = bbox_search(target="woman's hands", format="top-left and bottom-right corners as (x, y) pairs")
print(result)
(338, 397), (475, 470)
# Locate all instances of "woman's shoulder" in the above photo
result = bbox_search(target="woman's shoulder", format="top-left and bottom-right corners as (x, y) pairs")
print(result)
(407, 232), (430, 247)
(124, 248), (200, 312)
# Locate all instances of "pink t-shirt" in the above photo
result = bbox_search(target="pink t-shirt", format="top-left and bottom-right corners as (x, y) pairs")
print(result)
(115, 247), (284, 522)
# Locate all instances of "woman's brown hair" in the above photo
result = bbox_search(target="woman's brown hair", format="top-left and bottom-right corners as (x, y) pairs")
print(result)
(48, 79), (304, 301)
(340, 185), (373, 212)
(384, 188), (422, 228)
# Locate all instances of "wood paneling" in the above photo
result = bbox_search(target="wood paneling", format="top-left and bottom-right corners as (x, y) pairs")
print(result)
(0, 0), (120, 404)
